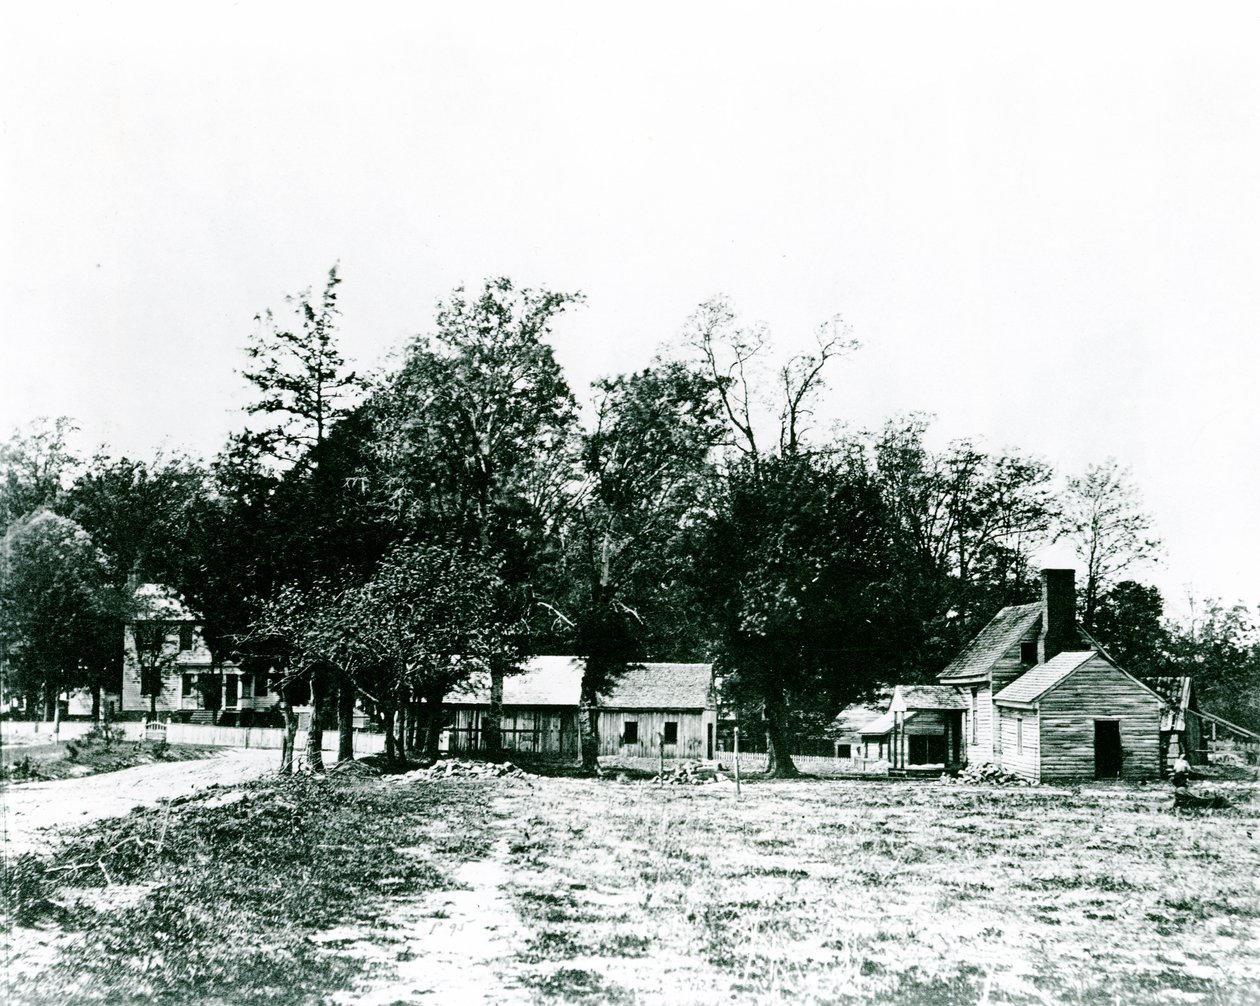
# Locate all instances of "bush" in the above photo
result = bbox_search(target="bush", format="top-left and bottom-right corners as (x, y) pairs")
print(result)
(1, 854), (56, 926)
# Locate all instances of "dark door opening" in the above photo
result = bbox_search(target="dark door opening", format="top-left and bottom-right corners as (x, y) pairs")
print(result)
(1095, 720), (1122, 779)
(948, 711), (963, 765)
(225, 675), (238, 708)
(707, 724), (714, 760)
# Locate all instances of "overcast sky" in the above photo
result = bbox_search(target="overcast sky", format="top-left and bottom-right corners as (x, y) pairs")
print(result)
(3, 2), (1257, 613)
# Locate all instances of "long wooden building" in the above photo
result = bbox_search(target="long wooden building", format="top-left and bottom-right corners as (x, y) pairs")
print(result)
(444, 656), (717, 761)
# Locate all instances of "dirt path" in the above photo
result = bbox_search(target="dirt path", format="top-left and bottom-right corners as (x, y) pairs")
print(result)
(328, 792), (532, 1005)
(0, 747), (277, 856)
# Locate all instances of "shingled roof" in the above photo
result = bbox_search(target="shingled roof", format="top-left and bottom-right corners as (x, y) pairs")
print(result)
(992, 650), (1096, 705)
(602, 663), (713, 709)
(891, 684), (968, 711)
(448, 657), (713, 709)
(939, 603), (1041, 681)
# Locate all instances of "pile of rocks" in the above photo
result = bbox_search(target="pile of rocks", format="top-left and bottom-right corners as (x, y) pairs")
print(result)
(390, 759), (529, 784)
(945, 761), (1035, 787)
(652, 761), (726, 786)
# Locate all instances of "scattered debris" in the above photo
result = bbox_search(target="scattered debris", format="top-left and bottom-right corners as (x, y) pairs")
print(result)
(652, 761), (726, 786)
(389, 759), (529, 783)
(944, 762), (1036, 787)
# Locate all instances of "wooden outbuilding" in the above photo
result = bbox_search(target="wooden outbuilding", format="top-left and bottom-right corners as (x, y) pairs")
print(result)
(444, 656), (717, 761)
(992, 650), (1163, 781)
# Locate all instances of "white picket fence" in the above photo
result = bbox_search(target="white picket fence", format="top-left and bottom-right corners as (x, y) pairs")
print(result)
(1, 720), (146, 743)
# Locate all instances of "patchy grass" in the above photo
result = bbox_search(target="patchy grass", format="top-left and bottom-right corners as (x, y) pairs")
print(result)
(497, 776), (1260, 1004)
(2, 772), (496, 1005)
(0, 731), (218, 784)
(4, 769), (1259, 1004)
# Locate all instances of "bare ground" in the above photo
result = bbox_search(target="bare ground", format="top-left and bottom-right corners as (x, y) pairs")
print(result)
(1, 747), (277, 856)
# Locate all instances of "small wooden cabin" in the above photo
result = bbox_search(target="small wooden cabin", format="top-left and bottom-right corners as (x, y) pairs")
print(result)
(992, 651), (1162, 782)
(597, 663), (716, 760)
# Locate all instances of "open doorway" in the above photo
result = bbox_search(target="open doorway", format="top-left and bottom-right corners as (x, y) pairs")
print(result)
(1095, 720), (1122, 779)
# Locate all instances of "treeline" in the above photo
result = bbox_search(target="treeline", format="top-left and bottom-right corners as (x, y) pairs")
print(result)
(2, 270), (1256, 773)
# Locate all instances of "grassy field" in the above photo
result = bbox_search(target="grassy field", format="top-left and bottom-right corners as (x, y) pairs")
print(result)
(3, 765), (1258, 1005)
(0, 731), (218, 783)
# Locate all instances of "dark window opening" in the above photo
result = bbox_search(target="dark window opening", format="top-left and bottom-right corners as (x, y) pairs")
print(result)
(622, 721), (638, 745)
(909, 733), (948, 765)
(182, 673), (196, 697)
(663, 721), (678, 745)
(1020, 641), (1037, 664)
(179, 624), (194, 651)
(254, 674), (268, 697)
(837, 743), (852, 758)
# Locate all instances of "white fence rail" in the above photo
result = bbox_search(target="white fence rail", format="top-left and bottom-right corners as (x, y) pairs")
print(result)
(1, 720), (146, 743)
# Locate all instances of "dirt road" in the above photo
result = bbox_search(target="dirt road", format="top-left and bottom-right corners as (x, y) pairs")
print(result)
(1, 748), (277, 856)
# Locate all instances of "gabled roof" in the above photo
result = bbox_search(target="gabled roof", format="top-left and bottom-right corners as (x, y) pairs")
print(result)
(992, 650), (1097, 705)
(448, 657), (713, 709)
(939, 603), (1041, 681)
(859, 710), (898, 736)
(828, 704), (884, 739)
(602, 663), (713, 709)
(891, 684), (968, 711)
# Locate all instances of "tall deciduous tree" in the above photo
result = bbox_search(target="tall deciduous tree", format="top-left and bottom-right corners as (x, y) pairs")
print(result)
(1089, 580), (1169, 676)
(695, 450), (906, 776)
(1166, 598), (1260, 734)
(0, 417), (80, 532)
(556, 361), (725, 771)
(372, 278), (581, 756)
(0, 511), (119, 723)
(1059, 460), (1162, 632)
(868, 415), (1057, 672)
(683, 298), (868, 776)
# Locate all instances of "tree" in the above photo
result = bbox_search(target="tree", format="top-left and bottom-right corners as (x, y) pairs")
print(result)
(0, 511), (119, 724)
(695, 449), (907, 776)
(62, 451), (208, 587)
(867, 415), (1057, 673)
(555, 361), (725, 771)
(1090, 580), (1168, 677)
(683, 298), (872, 776)
(1166, 598), (1260, 734)
(1059, 460), (1162, 632)
(371, 278), (581, 756)
(240, 265), (361, 467)
(0, 417), (80, 532)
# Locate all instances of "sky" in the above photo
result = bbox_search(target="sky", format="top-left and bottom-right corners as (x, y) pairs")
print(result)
(3, 2), (1258, 614)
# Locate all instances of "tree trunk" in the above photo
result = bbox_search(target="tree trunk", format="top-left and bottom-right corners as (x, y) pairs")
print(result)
(486, 662), (504, 759)
(52, 688), (62, 738)
(149, 689), (157, 721)
(90, 684), (101, 724)
(306, 672), (326, 773)
(424, 686), (444, 762)
(763, 684), (799, 778)
(383, 707), (397, 765)
(578, 668), (600, 774)
(279, 690), (298, 775)
(336, 678), (355, 763)
(397, 704), (408, 758)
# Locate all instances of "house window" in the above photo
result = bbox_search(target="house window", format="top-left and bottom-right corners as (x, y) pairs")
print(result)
(179, 624), (194, 651)
(971, 687), (979, 743)
(255, 674), (269, 698)
(240, 675), (252, 699)
(663, 721), (678, 745)
(182, 673), (196, 697)
(1020, 641), (1037, 664)
(1017, 715), (1024, 755)
(837, 743), (852, 759)
(622, 721), (638, 745)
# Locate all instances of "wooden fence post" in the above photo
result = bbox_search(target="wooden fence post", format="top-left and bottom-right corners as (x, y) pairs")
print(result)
(734, 726), (741, 797)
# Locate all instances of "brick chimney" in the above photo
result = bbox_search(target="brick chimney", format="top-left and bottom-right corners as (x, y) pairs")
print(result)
(1038, 568), (1079, 663)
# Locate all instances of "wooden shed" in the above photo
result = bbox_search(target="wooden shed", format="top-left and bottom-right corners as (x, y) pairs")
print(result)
(445, 656), (582, 758)
(992, 651), (1162, 782)
(1146, 676), (1203, 772)
(597, 663), (716, 760)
